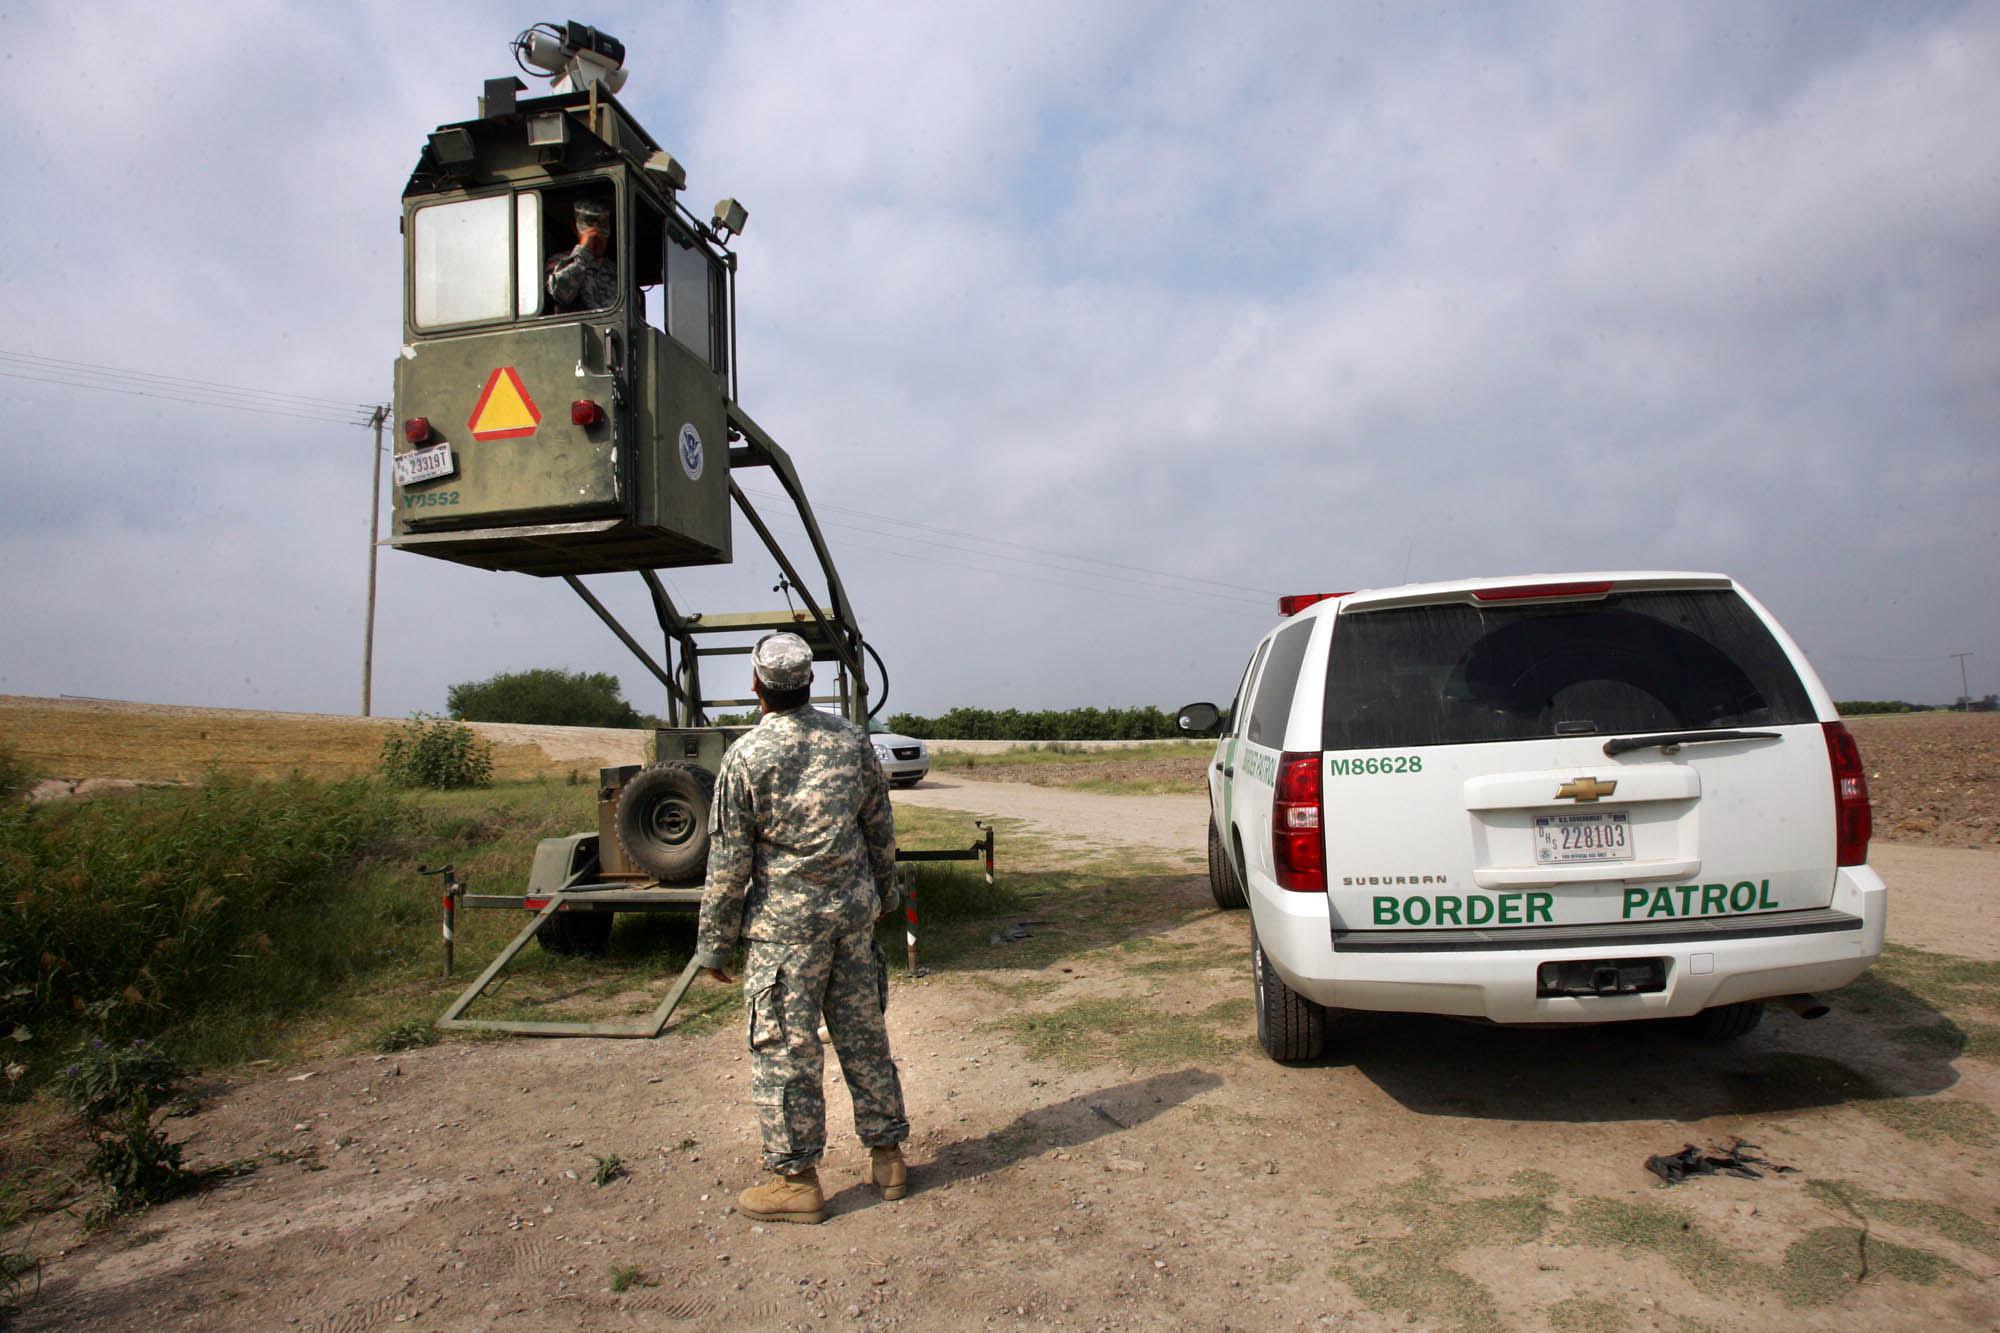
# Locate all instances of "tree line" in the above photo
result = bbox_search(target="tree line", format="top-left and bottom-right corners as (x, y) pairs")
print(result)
(882, 706), (1181, 740)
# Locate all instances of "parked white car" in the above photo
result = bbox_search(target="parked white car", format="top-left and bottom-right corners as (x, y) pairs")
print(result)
(869, 725), (931, 787)
(1179, 571), (1883, 1062)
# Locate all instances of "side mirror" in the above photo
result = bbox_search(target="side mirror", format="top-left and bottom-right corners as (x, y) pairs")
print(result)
(1176, 702), (1223, 738)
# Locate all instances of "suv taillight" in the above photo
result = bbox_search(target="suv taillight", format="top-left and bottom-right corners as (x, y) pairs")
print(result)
(1273, 752), (1325, 892)
(1823, 721), (1872, 866)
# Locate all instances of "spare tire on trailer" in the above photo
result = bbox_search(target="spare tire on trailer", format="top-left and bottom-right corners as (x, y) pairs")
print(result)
(615, 762), (716, 884)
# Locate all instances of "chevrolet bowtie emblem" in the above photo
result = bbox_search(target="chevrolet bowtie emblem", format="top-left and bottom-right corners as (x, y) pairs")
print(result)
(1557, 777), (1617, 802)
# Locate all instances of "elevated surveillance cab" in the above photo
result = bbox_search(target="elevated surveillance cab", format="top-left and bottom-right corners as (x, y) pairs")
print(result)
(390, 27), (739, 577)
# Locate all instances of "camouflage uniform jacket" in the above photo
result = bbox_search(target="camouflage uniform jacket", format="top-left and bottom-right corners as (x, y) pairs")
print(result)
(693, 707), (898, 969)
(546, 245), (619, 312)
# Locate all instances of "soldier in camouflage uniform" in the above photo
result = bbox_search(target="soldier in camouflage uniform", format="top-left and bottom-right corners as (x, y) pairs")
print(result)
(694, 632), (909, 1224)
(546, 197), (619, 312)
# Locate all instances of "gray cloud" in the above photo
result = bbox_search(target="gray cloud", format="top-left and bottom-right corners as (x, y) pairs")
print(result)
(0, 0), (1992, 723)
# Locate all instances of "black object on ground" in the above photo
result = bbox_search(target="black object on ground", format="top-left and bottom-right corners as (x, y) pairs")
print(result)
(1645, 1138), (1797, 1185)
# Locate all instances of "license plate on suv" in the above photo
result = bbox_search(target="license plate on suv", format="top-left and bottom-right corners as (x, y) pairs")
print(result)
(1534, 811), (1632, 864)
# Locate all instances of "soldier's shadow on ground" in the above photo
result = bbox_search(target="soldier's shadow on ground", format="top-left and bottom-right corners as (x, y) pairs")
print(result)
(822, 1068), (1223, 1211)
(1337, 976), (1962, 1124)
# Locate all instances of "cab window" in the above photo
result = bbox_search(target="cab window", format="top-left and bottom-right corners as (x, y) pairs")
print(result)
(412, 185), (628, 328)
(412, 195), (514, 327)
(667, 227), (724, 371)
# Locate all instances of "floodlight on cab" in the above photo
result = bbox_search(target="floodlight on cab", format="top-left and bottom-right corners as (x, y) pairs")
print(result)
(711, 197), (747, 242)
(644, 150), (687, 192)
(526, 112), (568, 147)
(426, 128), (476, 166)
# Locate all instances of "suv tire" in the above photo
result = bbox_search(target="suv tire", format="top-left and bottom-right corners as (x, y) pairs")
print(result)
(1254, 926), (1326, 1062)
(615, 763), (716, 884)
(1682, 1001), (1765, 1040)
(1208, 818), (1247, 910)
(536, 910), (613, 956)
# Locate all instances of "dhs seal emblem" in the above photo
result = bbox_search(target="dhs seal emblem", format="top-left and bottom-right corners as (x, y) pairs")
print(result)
(677, 422), (704, 480)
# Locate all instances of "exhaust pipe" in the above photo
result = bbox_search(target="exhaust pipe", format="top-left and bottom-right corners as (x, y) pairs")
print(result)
(1777, 993), (1829, 1020)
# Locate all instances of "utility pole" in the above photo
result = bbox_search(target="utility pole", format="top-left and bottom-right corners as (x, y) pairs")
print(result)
(1951, 652), (1974, 711)
(362, 405), (388, 716)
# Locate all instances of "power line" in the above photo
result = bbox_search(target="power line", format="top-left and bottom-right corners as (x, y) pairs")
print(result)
(0, 348), (377, 427)
(739, 485), (1277, 604)
(750, 503), (1266, 608)
(0, 349), (370, 411)
(749, 506), (1273, 616)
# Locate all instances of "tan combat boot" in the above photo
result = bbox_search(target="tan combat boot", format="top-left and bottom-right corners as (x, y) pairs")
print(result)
(869, 1145), (908, 1201)
(737, 1169), (825, 1224)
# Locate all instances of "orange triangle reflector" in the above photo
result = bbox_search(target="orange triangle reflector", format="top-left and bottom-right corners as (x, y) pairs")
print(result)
(467, 366), (542, 440)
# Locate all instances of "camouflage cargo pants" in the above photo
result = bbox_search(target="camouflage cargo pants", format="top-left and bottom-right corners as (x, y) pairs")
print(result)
(744, 928), (908, 1174)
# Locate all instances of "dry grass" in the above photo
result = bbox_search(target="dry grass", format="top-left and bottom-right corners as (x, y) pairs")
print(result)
(0, 696), (644, 785)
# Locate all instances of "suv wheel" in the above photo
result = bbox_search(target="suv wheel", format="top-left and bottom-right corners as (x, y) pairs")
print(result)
(1253, 927), (1326, 1062)
(1207, 818), (1247, 910)
(1681, 1001), (1766, 1040)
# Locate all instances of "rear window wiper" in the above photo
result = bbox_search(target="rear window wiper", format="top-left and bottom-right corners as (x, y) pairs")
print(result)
(1603, 730), (1781, 757)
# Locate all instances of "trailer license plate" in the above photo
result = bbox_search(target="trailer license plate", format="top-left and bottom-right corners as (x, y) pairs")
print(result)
(393, 441), (455, 486)
(1534, 811), (1632, 864)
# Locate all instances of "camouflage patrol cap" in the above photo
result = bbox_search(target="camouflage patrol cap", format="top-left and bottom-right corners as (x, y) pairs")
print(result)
(574, 198), (612, 227)
(752, 632), (814, 690)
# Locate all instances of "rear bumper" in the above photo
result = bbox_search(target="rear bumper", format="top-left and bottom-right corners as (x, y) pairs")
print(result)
(1254, 865), (1886, 1024)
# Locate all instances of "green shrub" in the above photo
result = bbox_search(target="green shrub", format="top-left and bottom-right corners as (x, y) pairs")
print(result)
(1837, 700), (1927, 715)
(0, 774), (399, 1052)
(379, 714), (493, 789)
(56, 1038), (197, 1216)
(53, 1037), (184, 1122)
(448, 667), (646, 728)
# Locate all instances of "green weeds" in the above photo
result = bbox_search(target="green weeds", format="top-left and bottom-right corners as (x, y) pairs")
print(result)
(370, 1020), (437, 1053)
(378, 714), (493, 789)
(608, 1263), (653, 1293)
(1, 773), (398, 1076)
(993, 995), (1251, 1068)
(1332, 1166), (1558, 1332)
(54, 1038), (198, 1222)
(591, 1153), (626, 1186)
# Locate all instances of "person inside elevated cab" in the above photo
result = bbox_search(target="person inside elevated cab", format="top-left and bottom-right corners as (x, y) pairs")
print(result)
(547, 195), (618, 313)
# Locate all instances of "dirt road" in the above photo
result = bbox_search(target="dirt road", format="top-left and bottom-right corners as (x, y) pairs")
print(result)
(17, 780), (2000, 1330)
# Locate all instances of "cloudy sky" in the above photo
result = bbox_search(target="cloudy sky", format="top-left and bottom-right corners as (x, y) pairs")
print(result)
(1, 1), (1993, 722)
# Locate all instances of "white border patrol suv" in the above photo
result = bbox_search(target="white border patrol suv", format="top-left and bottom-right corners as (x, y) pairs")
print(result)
(1177, 572), (1883, 1063)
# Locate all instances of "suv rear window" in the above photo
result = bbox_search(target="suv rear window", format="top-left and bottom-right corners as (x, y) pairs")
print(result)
(1321, 589), (1815, 750)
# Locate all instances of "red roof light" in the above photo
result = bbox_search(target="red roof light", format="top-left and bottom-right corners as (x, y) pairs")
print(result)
(1279, 592), (1350, 617)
